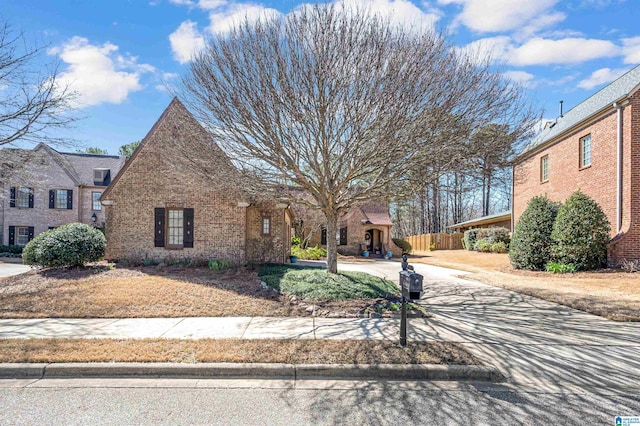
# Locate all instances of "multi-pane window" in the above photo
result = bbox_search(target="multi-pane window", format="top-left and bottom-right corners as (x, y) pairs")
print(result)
(92, 192), (102, 211)
(16, 227), (29, 246)
(17, 187), (30, 208)
(55, 189), (68, 209)
(540, 155), (549, 182)
(580, 134), (591, 168)
(167, 209), (184, 246)
(262, 217), (271, 235)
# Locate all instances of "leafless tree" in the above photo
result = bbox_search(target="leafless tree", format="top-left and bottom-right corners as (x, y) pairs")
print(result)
(180, 4), (537, 272)
(291, 201), (325, 248)
(0, 20), (76, 147)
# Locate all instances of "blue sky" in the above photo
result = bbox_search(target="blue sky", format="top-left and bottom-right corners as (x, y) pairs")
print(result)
(2, 0), (639, 154)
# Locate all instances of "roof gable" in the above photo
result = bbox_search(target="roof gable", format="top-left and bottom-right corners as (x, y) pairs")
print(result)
(102, 97), (246, 200)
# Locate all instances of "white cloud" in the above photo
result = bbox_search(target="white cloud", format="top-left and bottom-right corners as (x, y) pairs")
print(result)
(198, 0), (227, 9)
(503, 70), (536, 88)
(622, 36), (640, 64)
(337, 0), (442, 31)
(207, 3), (281, 34)
(169, 20), (206, 64)
(155, 72), (179, 93)
(577, 67), (630, 90)
(169, 0), (196, 5)
(438, 0), (563, 34)
(509, 37), (619, 66)
(50, 37), (151, 107)
(459, 36), (513, 62)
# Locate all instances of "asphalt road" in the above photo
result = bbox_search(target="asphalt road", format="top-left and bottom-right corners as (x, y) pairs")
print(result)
(1, 378), (638, 425)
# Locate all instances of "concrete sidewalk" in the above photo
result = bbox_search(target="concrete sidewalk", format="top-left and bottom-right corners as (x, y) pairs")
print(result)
(0, 316), (421, 341)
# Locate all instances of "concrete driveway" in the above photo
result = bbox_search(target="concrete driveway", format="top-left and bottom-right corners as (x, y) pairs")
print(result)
(0, 260), (31, 278)
(337, 258), (640, 393)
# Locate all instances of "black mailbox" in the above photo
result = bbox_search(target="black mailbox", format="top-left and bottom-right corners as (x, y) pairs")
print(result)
(399, 270), (423, 301)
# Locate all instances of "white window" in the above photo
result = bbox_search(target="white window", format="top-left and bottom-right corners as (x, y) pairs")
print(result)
(262, 217), (271, 235)
(92, 192), (102, 211)
(17, 187), (30, 208)
(580, 134), (591, 168)
(16, 227), (29, 246)
(540, 155), (549, 182)
(55, 189), (67, 209)
(167, 209), (184, 247)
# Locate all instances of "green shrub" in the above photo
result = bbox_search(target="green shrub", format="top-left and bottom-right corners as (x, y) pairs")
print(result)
(291, 236), (301, 246)
(428, 243), (436, 251)
(463, 229), (480, 251)
(475, 239), (493, 252)
(490, 241), (508, 253)
(142, 257), (159, 267)
(208, 258), (233, 271)
(392, 238), (412, 254)
(0, 245), (23, 255)
(476, 227), (511, 247)
(545, 262), (577, 274)
(509, 196), (560, 270)
(550, 190), (610, 271)
(291, 245), (327, 260)
(22, 223), (106, 268)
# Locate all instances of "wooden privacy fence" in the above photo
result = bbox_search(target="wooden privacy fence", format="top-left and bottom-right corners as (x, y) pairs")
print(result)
(405, 233), (464, 252)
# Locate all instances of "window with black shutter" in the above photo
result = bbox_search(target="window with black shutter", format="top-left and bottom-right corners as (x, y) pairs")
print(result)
(339, 227), (348, 246)
(50, 189), (73, 209)
(321, 227), (327, 245)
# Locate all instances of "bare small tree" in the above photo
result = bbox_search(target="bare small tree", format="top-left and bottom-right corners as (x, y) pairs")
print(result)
(0, 20), (76, 147)
(180, 4), (536, 272)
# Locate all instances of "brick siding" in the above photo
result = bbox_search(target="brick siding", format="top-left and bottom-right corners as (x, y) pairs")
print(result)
(513, 93), (639, 263)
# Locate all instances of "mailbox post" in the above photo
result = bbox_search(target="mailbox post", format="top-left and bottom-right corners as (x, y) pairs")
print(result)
(399, 261), (424, 347)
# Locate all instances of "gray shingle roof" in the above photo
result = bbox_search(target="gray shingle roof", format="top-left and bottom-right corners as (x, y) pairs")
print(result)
(58, 152), (125, 186)
(519, 64), (640, 157)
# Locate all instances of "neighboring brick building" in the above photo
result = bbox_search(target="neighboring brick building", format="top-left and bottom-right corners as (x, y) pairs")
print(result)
(0, 143), (125, 246)
(307, 200), (402, 257)
(513, 65), (640, 264)
(101, 98), (292, 264)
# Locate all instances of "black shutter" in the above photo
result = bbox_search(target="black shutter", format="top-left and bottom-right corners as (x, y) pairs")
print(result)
(183, 208), (194, 248)
(154, 208), (165, 247)
(49, 190), (55, 209)
(28, 188), (34, 208)
(66, 189), (73, 209)
(27, 227), (34, 242)
(339, 227), (348, 246)
(321, 227), (327, 245)
(9, 187), (15, 207)
(8, 226), (15, 245)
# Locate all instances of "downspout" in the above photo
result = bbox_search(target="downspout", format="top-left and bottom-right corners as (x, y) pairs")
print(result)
(614, 102), (623, 233)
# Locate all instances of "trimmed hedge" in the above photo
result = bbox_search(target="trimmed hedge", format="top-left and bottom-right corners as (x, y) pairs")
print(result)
(550, 191), (610, 271)
(22, 223), (106, 268)
(509, 196), (560, 270)
(463, 229), (480, 251)
(392, 238), (412, 254)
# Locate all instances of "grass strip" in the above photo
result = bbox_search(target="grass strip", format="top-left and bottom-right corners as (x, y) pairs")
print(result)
(0, 339), (478, 365)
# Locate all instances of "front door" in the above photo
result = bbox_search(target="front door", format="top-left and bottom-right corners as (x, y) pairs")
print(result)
(365, 230), (373, 252)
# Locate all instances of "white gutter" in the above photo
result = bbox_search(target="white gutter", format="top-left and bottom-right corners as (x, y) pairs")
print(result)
(614, 102), (623, 233)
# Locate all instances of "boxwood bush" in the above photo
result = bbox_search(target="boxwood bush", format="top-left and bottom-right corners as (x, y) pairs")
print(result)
(22, 223), (106, 268)
(509, 196), (560, 270)
(462, 229), (479, 251)
(392, 238), (412, 254)
(550, 191), (610, 271)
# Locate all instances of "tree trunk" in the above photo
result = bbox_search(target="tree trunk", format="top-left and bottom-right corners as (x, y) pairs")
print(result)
(325, 211), (338, 274)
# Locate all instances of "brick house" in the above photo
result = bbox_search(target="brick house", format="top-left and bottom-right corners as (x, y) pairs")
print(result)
(100, 98), (292, 264)
(307, 200), (402, 257)
(0, 143), (125, 246)
(513, 65), (640, 264)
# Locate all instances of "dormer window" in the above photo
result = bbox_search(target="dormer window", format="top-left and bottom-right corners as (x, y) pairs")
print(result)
(93, 168), (111, 186)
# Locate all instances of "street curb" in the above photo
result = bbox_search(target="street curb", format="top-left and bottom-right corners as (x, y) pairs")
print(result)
(0, 363), (503, 381)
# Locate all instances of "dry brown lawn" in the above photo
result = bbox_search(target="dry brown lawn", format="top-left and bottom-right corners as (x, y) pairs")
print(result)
(0, 265), (387, 318)
(411, 250), (640, 321)
(0, 338), (478, 365)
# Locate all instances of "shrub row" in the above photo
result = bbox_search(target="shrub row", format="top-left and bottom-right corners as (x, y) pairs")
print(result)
(463, 227), (510, 253)
(509, 191), (610, 272)
(291, 245), (327, 260)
